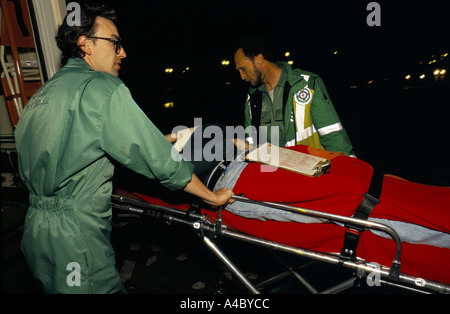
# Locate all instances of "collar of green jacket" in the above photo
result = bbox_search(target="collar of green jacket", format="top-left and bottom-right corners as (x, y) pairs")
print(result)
(65, 58), (95, 71)
(63, 58), (124, 86)
(248, 61), (314, 95)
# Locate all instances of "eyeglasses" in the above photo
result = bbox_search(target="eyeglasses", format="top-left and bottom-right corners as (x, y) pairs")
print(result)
(88, 36), (122, 54)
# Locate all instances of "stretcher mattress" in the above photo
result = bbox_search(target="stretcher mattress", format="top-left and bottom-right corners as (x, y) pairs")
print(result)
(127, 145), (450, 286)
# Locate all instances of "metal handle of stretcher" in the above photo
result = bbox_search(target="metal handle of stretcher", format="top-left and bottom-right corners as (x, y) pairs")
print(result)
(230, 195), (402, 281)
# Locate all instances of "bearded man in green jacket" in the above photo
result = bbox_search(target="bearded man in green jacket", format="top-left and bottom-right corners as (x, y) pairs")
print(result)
(234, 35), (354, 156)
(14, 4), (233, 294)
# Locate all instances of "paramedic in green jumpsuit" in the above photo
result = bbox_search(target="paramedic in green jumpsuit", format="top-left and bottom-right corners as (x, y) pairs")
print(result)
(234, 36), (354, 156)
(14, 4), (233, 294)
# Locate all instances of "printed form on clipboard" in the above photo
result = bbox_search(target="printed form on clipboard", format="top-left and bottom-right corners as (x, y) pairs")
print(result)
(245, 143), (331, 177)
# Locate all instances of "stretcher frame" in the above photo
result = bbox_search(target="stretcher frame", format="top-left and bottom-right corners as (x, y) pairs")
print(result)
(111, 194), (450, 294)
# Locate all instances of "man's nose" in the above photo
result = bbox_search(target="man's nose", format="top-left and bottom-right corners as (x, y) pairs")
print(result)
(118, 47), (127, 58)
(239, 71), (247, 81)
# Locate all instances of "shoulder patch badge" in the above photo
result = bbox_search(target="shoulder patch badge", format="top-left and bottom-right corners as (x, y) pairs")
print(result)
(294, 86), (312, 106)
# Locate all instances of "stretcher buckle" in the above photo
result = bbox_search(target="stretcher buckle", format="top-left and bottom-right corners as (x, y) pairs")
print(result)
(389, 260), (401, 281)
(339, 192), (380, 263)
(214, 205), (224, 238)
(340, 228), (361, 261)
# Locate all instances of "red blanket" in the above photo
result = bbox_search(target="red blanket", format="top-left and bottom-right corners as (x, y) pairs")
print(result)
(232, 145), (450, 233)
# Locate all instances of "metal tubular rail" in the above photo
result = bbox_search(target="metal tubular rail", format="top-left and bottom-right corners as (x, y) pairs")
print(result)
(231, 195), (402, 279)
(111, 194), (450, 294)
(219, 227), (449, 294)
(203, 237), (260, 294)
(112, 194), (191, 218)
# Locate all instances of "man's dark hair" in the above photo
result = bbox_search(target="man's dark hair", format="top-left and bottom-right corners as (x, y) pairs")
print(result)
(236, 34), (275, 63)
(56, 3), (117, 66)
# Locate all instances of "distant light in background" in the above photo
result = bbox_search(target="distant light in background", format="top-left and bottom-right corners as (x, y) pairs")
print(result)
(420, 74), (426, 79)
(221, 60), (230, 66)
(405, 74), (411, 80)
(182, 67), (190, 73)
(284, 52), (290, 57)
(165, 68), (173, 73)
(433, 69), (446, 81)
(164, 102), (174, 108)
(287, 60), (294, 65)
(333, 51), (338, 55)
(368, 80), (373, 84)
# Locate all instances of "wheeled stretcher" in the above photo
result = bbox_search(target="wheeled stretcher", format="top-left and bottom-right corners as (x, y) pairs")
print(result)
(111, 192), (450, 294)
(112, 145), (450, 294)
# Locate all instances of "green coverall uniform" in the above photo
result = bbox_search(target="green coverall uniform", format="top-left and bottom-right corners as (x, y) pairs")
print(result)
(14, 58), (194, 293)
(244, 62), (354, 156)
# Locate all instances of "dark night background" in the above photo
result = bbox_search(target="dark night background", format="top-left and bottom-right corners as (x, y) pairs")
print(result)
(79, 0), (450, 186)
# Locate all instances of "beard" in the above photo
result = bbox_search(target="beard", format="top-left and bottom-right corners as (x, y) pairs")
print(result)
(249, 62), (263, 87)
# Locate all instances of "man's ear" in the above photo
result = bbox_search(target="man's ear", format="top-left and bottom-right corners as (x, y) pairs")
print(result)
(254, 53), (264, 67)
(78, 36), (92, 55)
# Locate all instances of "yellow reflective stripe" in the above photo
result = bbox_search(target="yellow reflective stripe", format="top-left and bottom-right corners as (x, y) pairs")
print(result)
(303, 102), (313, 128)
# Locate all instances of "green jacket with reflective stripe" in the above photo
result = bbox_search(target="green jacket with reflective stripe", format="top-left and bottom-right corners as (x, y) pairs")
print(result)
(244, 62), (354, 156)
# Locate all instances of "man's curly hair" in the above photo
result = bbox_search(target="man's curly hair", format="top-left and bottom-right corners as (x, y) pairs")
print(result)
(56, 3), (117, 66)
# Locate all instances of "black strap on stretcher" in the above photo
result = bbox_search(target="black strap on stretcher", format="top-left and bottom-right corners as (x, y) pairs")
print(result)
(338, 167), (402, 281)
(339, 169), (383, 262)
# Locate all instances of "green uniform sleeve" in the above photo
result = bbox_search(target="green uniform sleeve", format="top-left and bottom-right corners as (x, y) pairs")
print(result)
(311, 77), (354, 156)
(98, 82), (194, 191)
